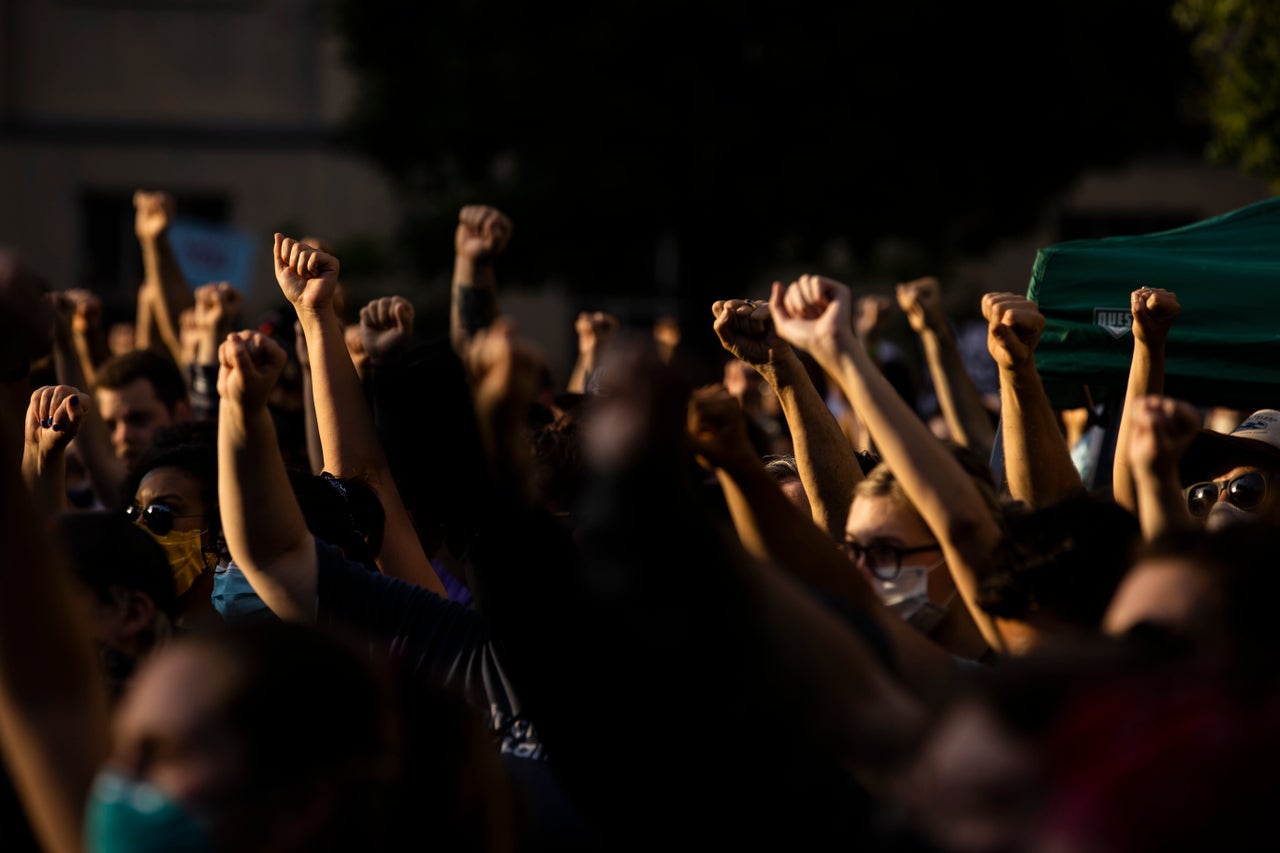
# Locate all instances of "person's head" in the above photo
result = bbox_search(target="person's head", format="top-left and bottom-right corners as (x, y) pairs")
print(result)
(845, 442), (1001, 630)
(94, 350), (190, 464)
(978, 493), (1141, 636)
(54, 510), (179, 699)
(93, 622), (404, 853)
(763, 454), (809, 513)
(1103, 522), (1280, 677)
(1179, 409), (1280, 530)
(122, 437), (220, 601)
(290, 470), (385, 570)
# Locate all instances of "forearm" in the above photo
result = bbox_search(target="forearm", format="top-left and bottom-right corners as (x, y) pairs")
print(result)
(567, 351), (595, 394)
(825, 344), (1006, 651)
(299, 368), (324, 475)
(21, 448), (67, 518)
(298, 308), (388, 477)
(1132, 468), (1192, 541)
(920, 328), (996, 457)
(829, 343), (1000, 551)
(450, 257), (498, 354)
(298, 309), (445, 593)
(218, 398), (315, 621)
(0, 409), (109, 853)
(718, 454), (879, 612)
(762, 354), (862, 537)
(997, 361), (1083, 508)
(71, 332), (104, 389)
(1113, 342), (1164, 513)
(140, 239), (192, 364)
(48, 341), (123, 505)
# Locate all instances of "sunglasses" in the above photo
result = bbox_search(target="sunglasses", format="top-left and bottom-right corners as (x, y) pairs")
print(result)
(125, 503), (204, 536)
(1185, 471), (1270, 518)
(840, 539), (942, 581)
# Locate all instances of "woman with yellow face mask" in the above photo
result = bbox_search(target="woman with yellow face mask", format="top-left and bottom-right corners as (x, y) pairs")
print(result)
(120, 425), (223, 632)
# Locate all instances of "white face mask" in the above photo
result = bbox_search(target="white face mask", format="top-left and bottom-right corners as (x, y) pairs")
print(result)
(871, 556), (947, 625)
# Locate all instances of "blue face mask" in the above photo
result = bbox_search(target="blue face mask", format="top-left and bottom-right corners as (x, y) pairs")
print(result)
(211, 561), (275, 623)
(84, 769), (214, 853)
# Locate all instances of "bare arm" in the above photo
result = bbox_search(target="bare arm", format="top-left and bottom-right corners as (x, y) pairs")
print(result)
(276, 237), (446, 596)
(711, 297), (863, 538)
(20, 386), (90, 518)
(897, 277), (995, 458)
(687, 382), (966, 703)
(567, 311), (617, 394)
(1126, 395), (1199, 540)
(773, 276), (1007, 655)
(133, 191), (193, 365)
(217, 329), (318, 622)
(0, 393), (109, 853)
(982, 292), (1083, 508)
(294, 320), (325, 475)
(450, 205), (512, 356)
(47, 290), (126, 508)
(1112, 287), (1181, 513)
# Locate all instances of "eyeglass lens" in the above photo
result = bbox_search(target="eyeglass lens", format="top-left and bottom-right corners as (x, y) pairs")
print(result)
(1186, 472), (1267, 518)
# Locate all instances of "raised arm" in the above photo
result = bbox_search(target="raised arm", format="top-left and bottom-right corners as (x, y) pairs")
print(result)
(276, 237), (445, 595)
(132, 190), (193, 364)
(897, 276), (996, 458)
(21, 385), (90, 518)
(772, 275), (1006, 654)
(1126, 394), (1200, 540)
(63, 289), (109, 389)
(711, 296), (863, 537)
(687, 380), (965, 702)
(293, 319), (324, 475)
(1112, 287), (1181, 513)
(567, 311), (617, 393)
(46, 289), (125, 508)
(185, 282), (242, 423)
(217, 328), (318, 621)
(0, 393), (110, 853)
(450, 205), (512, 356)
(982, 292), (1083, 507)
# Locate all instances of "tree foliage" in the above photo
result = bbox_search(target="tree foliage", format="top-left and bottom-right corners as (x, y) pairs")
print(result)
(327, 0), (1202, 314)
(1174, 0), (1280, 190)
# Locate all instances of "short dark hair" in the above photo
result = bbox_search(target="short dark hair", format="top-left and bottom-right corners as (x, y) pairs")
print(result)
(120, 438), (220, 547)
(978, 492), (1140, 627)
(53, 510), (179, 623)
(94, 349), (188, 411)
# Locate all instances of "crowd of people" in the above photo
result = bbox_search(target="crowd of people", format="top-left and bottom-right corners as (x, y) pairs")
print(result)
(0, 190), (1277, 853)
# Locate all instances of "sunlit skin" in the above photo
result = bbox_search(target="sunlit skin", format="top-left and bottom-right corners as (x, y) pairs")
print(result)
(133, 464), (224, 634)
(106, 643), (262, 850)
(777, 476), (810, 514)
(894, 698), (1041, 853)
(135, 466), (210, 545)
(1196, 464), (1280, 531)
(1102, 556), (1218, 639)
(845, 493), (949, 603)
(96, 379), (176, 464)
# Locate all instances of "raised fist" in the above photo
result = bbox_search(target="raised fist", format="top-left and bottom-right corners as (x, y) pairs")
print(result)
(981, 292), (1045, 370)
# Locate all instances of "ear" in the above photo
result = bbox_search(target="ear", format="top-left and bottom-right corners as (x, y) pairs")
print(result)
(172, 397), (192, 423)
(117, 590), (157, 643)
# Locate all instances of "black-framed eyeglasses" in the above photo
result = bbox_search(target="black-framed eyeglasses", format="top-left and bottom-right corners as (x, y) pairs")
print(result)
(1185, 471), (1270, 518)
(840, 539), (942, 581)
(124, 503), (204, 537)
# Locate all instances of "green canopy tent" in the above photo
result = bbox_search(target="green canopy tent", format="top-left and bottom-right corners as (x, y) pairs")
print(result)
(1028, 195), (1280, 412)
(994, 195), (1280, 491)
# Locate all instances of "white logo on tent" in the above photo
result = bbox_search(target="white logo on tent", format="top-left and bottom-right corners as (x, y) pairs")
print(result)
(1093, 308), (1131, 339)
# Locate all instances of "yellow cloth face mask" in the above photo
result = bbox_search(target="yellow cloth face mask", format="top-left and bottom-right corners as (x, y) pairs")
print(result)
(150, 527), (216, 597)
